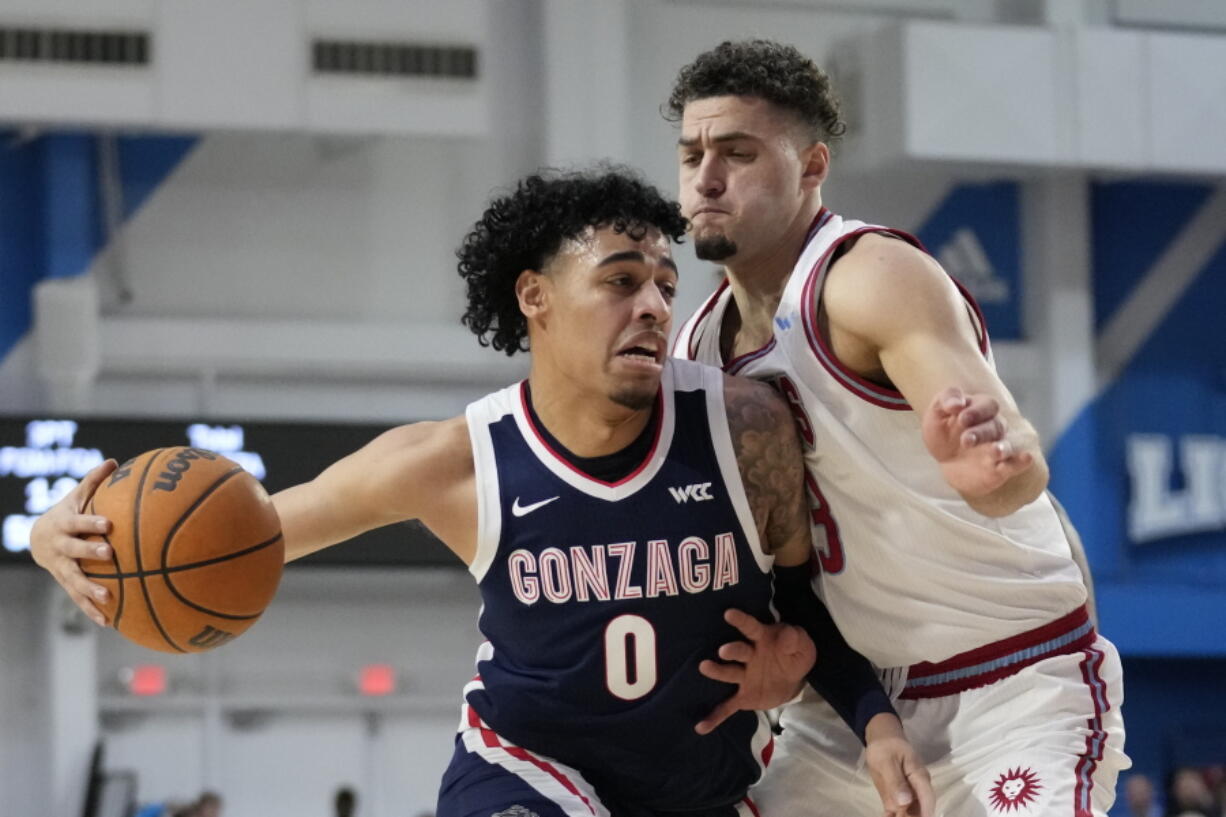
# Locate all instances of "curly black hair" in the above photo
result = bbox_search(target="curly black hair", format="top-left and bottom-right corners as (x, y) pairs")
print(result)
(665, 39), (845, 142)
(457, 167), (688, 356)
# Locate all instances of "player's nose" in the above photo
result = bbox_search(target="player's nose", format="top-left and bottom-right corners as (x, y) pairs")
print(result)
(692, 155), (725, 199)
(632, 283), (670, 327)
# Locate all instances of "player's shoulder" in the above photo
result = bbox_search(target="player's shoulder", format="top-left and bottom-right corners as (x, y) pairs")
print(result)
(829, 231), (942, 289)
(720, 372), (791, 432)
(824, 231), (958, 331)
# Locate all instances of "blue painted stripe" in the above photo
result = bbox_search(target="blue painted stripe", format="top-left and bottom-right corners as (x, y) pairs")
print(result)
(905, 620), (1094, 689)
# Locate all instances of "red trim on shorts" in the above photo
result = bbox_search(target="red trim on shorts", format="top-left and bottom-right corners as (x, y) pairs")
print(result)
(900, 605), (1095, 699)
(466, 705), (599, 816)
(518, 382), (663, 488)
(1072, 646), (1109, 816)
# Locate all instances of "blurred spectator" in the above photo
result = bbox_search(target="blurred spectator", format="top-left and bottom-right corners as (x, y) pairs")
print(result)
(335, 786), (357, 817)
(197, 791), (222, 817)
(1167, 767), (1214, 817)
(1127, 774), (1161, 817)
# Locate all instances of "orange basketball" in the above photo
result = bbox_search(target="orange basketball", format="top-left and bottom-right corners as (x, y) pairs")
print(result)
(77, 447), (284, 653)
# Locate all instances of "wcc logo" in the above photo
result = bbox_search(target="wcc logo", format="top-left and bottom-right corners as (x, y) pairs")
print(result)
(987, 767), (1042, 812)
(669, 482), (713, 503)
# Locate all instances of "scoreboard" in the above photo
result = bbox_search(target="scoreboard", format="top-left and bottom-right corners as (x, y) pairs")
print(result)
(0, 417), (455, 567)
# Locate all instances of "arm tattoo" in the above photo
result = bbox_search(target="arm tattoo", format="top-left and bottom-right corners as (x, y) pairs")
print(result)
(724, 378), (809, 554)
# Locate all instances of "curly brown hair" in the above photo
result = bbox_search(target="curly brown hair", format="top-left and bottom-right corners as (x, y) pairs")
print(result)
(457, 167), (688, 356)
(665, 39), (845, 143)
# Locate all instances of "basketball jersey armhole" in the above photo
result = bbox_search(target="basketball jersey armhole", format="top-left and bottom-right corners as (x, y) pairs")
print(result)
(464, 398), (505, 582)
(673, 278), (730, 361)
(801, 227), (991, 410)
(700, 366), (772, 574)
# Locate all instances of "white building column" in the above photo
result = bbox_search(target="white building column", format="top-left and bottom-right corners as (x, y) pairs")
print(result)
(1020, 173), (1096, 446)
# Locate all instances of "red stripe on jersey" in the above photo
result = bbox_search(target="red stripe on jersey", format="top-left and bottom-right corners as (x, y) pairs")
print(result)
(724, 337), (776, 375)
(674, 278), (730, 360)
(518, 382), (664, 488)
(800, 227), (923, 410)
(800, 224), (991, 410)
(677, 208), (829, 365)
(761, 735), (775, 768)
(742, 797), (763, 817)
(949, 275), (991, 356)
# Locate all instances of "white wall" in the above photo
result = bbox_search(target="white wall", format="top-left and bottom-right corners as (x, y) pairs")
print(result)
(95, 568), (482, 817)
(0, 570), (51, 817)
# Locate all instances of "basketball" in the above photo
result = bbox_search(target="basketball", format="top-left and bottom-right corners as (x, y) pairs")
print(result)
(76, 447), (284, 653)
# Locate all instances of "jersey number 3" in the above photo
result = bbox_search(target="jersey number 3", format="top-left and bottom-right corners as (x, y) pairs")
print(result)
(604, 614), (657, 701)
(775, 376), (845, 574)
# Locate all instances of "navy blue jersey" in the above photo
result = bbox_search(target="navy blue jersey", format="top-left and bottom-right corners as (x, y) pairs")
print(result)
(461, 359), (776, 813)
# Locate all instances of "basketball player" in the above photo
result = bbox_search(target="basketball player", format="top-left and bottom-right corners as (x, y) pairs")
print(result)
(664, 40), (1129, 816)
(31, 169), (938, 817)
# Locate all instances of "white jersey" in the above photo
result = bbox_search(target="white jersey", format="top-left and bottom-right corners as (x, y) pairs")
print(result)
(673, 208), (1087, 670)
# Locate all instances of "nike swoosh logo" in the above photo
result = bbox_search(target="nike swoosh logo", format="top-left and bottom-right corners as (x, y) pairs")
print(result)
(511, 496), (560, 517)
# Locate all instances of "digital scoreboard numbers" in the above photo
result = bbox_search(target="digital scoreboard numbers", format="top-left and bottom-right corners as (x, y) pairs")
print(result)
(2, 420), (105, 555)
(0, 417), (454, 567)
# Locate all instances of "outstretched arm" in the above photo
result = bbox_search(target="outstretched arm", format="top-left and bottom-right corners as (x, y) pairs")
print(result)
(824, 233), (1046, 516)
(274, 417), (476, 563)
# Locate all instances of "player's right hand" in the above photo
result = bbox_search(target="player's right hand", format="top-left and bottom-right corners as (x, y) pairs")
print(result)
(694, 608), (816, 735)
(29, 459), (118, 628)
(921, 386), (1033, 500)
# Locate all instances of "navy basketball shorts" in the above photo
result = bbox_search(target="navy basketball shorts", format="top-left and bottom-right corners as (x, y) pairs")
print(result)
(437, 722), (763, 817)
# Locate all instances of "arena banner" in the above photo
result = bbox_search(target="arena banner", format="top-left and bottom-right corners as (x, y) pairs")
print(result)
(915, 181), (1023, 340)
(1049, 180), (1226, 656)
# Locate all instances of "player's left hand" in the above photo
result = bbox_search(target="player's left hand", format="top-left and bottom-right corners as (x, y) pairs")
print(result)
(694, 608), (816, 735)
(864, 713), (935, 817)
(921, 386), (1034, 499)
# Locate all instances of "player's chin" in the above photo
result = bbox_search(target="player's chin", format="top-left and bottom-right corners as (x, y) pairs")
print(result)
(608, 370), (660, 411)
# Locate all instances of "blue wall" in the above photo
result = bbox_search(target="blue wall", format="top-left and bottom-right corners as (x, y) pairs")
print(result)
(0, 131), (196, 361)
(1050, 180), (1226, 658)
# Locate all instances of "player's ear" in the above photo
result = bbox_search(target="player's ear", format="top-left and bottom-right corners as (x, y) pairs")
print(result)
(516, 269), (548, 320)
(799, 141), (829, 192)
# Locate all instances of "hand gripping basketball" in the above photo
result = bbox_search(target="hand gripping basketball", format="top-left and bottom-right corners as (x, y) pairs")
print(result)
(72, 447), (285, 653)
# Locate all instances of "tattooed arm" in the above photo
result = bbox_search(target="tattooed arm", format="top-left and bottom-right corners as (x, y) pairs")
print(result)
(722, 373), (812, 566)
(716, 374), (893, 737)
(706, 374), (934, 816)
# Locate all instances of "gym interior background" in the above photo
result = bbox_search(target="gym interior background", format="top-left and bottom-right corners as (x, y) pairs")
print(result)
(1, 1), (1224, 815)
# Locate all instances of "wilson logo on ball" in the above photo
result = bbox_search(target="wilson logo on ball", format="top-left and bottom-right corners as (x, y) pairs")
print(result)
(109, 458), (135, 486)
(152, 447), (219, 493)
(189, 625), (237, 649)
